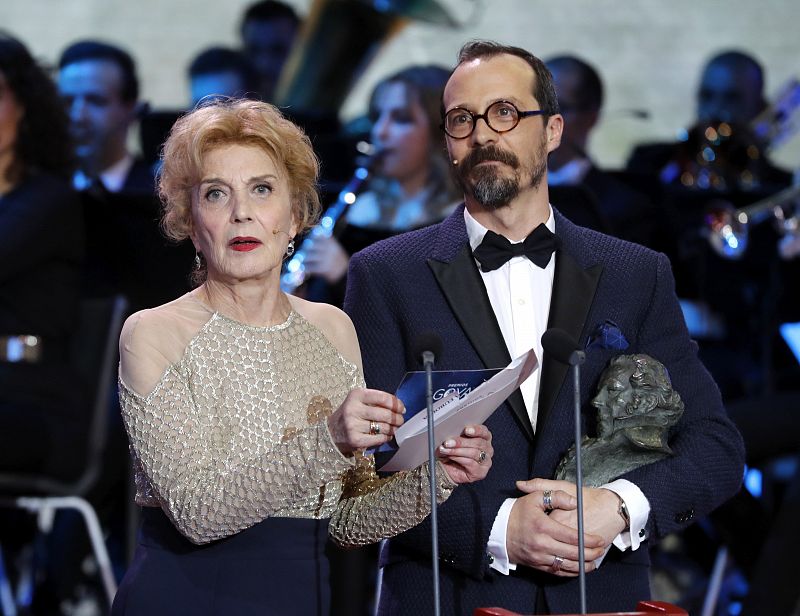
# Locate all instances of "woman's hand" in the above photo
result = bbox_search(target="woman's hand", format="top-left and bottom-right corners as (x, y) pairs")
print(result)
(779, 228), (800, 260)
(327, 388), (405, 455)
(303, 236), (350, 283)
(437, 424), (493, 484)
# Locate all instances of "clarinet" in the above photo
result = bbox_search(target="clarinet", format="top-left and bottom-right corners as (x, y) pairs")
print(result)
(281, 144), (382, 293)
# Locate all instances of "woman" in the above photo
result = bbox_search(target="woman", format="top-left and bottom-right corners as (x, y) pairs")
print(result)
(0, 33), (84, 480)
(113, 98), (493, 615)
(301, 64), (460, 304)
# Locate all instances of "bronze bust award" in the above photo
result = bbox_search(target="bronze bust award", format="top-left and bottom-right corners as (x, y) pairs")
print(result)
(555, 354), (685, 486)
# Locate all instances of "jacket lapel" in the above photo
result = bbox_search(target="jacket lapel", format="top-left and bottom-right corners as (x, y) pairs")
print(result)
(536, 216), (602, 435)
(427, 213), (534, 441)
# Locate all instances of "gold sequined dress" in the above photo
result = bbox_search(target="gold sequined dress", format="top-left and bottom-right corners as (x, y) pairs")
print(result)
(111, 296), (454, 615)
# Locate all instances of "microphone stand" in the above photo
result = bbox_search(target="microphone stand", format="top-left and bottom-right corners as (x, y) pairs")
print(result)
(570, 348), (588, 615)
(422, 350), (441, 616)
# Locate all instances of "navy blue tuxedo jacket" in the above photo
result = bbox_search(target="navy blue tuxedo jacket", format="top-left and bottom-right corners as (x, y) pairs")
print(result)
(344, 205), (744, 615)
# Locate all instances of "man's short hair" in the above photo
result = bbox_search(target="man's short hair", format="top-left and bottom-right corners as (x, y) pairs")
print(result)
(59, 39), (139, 102)
(189, 47), (257, 87)
(705, 49), (765, 95)
(453, 40), (560, 119)
(545, 55), (604, 113)
(240, 0), (299, 32)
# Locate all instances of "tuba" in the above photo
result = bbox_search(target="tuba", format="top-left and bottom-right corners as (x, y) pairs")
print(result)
(274, 0), (457, 117)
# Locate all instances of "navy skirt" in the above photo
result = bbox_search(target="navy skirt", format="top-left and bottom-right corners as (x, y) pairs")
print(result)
(112, 508), (331, 616)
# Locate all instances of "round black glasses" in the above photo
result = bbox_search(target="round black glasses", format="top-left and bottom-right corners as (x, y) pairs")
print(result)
(441, 100), (547, 139)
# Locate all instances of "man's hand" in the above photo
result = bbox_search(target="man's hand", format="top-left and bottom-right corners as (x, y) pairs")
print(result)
(517, 478), (627, 548)
(506, 478), (606, 577)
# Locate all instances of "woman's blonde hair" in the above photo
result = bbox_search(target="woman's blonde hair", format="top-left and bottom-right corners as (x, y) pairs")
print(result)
(159, 98), (321, 241)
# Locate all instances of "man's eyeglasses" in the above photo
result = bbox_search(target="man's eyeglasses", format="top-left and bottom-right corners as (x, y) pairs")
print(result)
(441, 100), (547, 139)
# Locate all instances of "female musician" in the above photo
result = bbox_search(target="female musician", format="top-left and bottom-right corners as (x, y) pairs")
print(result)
(300, 65), (460, 305)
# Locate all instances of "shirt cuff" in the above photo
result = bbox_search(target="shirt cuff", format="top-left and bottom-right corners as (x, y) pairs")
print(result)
(487, 498), (517, 574)
(604, 479), (650, 552)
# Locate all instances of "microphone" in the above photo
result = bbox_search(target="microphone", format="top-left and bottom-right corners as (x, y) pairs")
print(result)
(411, 331), (443, 370)
(541, 327), (587, 615)
(272, 228), (293, 239)
(541, 328), (585, 366)
(411, 331), (444, 616)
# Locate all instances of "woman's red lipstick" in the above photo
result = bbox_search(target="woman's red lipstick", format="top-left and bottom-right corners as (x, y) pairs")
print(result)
(229, 237), (261, 252)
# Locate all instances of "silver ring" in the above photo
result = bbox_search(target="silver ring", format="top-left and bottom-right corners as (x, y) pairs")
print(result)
(369, 421), (381, 435)
(478, 450), (487, 464)
(542, 489), (553, 513)
(551, 555), (564, 572)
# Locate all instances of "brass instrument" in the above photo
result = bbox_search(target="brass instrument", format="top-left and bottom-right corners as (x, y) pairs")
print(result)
(705, 183), (800, 259)
(275, 0), (456, 116)
(676, 80), (800, 191)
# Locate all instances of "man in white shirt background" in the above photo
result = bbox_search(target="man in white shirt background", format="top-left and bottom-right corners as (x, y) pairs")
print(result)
(545, 54), (657, 249)
(58, 40), (154, 195)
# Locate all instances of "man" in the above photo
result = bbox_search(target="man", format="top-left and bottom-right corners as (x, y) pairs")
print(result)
(696, 51), (767, 127)
(626, 50), (791, 189)
(239, 0), (300, 101)
(626, 50), (793, 399)
(58, 40), (154, 195)
(546, 55), (658, 248)
(59, 40), (192, 310)
(345, 40), (744, 614)
(188, 46), (258, 107)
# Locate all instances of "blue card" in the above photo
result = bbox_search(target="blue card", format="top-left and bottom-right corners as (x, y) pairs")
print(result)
(395, 367), (503, 420)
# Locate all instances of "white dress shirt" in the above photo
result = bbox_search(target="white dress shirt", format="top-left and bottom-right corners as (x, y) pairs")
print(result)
(462, 208), (650, 574)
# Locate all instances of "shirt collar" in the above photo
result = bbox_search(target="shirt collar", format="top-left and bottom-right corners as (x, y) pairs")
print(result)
(464, 205), (556, 252)
(99, 153), (135, 193)
(547, 157), (592, 186)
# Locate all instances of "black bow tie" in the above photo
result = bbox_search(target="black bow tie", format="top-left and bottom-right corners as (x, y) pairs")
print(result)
(473, 225), (561, 272)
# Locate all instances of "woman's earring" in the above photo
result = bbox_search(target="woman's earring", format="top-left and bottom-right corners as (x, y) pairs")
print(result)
(194, 252), (202, 270)
(285, 240), (295, 257)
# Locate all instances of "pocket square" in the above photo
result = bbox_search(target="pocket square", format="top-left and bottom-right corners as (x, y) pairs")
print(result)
(586, 320), (629, 351)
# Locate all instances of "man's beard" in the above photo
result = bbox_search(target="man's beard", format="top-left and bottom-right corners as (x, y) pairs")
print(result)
(453, 139), (548, 210)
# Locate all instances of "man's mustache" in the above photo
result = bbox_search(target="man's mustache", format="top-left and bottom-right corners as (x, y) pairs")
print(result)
(459, 145), (520, 176)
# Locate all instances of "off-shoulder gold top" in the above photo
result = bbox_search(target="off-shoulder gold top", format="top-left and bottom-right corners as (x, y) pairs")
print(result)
(118, 300), (454, 546)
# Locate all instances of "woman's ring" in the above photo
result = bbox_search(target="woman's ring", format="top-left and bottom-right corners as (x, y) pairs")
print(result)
(369, 421), (381, 435)
(551, 555), (564, 572)
(478, 450), (487, 464)
(542, 489), (553, 513)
